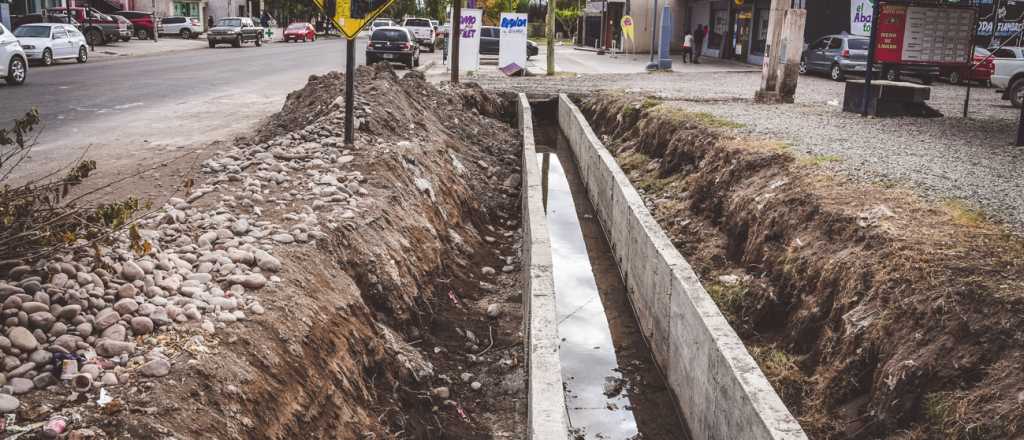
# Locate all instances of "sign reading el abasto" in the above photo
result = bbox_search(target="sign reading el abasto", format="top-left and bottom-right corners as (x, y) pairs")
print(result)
(851, 0), (873, 36)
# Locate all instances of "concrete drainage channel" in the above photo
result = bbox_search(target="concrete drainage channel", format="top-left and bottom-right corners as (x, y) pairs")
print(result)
(518, 93), (809, 440)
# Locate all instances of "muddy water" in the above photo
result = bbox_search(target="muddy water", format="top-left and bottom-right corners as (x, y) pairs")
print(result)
(533, 109), (690, 440)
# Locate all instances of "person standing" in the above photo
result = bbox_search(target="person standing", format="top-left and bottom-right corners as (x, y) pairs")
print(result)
(693, 24), (705, 64)
(681, 29), (693, 63)
(207, 15), (214, 31)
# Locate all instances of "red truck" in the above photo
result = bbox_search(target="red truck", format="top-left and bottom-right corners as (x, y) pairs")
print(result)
(48, 7), (121, 45)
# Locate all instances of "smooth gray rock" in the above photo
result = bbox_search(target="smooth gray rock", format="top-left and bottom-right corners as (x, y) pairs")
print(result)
(7, 327), (37, 352)
(140, 358), (170, 377)
(94, 308), (120, 330)
(121, 262), (145, 282)
(130, 317), (154, 335)
(0, 394), (19, 412)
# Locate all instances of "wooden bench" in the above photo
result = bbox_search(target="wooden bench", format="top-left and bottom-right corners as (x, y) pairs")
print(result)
(842, 80), (941, 117)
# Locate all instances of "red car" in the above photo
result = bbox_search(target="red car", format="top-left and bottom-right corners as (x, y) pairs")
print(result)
(283, 22), (315, 42)
(115, 11), (156, 39)
(941, 47), (994, 86)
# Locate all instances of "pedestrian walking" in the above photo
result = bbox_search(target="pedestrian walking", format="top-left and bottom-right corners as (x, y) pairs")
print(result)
(693, 24), (705, 64)
(681, 29), (693, 63)
(260, 11), (270, 28)
(207, 15), (214, 31)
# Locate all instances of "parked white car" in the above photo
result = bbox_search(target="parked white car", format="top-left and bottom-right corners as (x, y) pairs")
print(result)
(14, 23), (88, 67)
(402, 17), (435, 52)
(0, 23), (27, 85)
(158, 16), (203, 39)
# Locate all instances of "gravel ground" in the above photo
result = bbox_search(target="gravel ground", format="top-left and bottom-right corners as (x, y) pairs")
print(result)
(448, 66), (1024, 233)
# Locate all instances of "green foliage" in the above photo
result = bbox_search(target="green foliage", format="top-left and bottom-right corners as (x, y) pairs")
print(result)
(554, 5), (580, 40)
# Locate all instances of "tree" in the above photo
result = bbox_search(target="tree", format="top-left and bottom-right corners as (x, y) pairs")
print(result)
(545, 0), (554, 75)
(554, 5), (579, 42)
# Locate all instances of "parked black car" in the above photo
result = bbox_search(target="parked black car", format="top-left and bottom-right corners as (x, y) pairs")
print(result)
(479, 26), (538, 59)
(366, 27), (420, 69)
(207, 17), (263, 48)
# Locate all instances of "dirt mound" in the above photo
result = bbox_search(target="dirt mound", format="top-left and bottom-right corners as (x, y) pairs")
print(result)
(15, 66), (525, 438)
(582, 94), (1024, 440)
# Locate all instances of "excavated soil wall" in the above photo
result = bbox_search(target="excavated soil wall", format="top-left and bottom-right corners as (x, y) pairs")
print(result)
(579, 93), (1024, 440)
(84, 66), (529, 439)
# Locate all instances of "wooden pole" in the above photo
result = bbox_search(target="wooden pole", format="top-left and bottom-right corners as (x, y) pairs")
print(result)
(451, 0), (461, 83)
(757, 0), (786, 96)
(546, 0), (555, 74)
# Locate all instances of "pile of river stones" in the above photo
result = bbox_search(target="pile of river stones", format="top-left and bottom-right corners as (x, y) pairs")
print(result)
(0, 119), (373, 412)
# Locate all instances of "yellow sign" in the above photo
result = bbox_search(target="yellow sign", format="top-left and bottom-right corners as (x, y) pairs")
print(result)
(312, 0), (395, 39)
(620, 15), (634, 41)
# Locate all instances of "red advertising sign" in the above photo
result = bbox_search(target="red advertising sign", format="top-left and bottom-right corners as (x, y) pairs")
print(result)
(875, 4), (906, 64)
(873, 3), (975, 65)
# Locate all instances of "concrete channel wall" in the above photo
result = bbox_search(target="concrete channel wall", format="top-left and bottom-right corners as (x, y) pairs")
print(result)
(557, 94), (809, 440)
(518, 94), (571, 439)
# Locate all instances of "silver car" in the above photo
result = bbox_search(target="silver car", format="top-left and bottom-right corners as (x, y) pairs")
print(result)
(800, 33), (869, 81)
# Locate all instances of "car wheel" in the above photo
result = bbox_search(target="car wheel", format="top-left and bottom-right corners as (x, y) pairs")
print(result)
(1010, 79), (1024, 108)
(180, 29), (191, 39)
(6, 56), (26, 85)
(87, 29), (103, 46)
(209, 40), (216, 48)
(830, 63), (844, 82)
(947, 71), (961, 85)
(884, 67), (900, 82)
(799, 58), (807, 75)
(136, 28), (149, 40)
(41, 48), (53, 66)
(77, 46), (88, 63)
(255, 36), (262, 47)
(414, 54), (420, 67)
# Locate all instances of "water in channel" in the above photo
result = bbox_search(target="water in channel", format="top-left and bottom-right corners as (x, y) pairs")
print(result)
(532, 105), (690, 440)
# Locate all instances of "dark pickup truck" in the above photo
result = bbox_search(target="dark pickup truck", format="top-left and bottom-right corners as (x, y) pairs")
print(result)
(48, 7), (121, 45)
(207, 17), (263, 48)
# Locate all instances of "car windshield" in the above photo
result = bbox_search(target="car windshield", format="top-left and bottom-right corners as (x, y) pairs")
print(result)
(847, 39), (869, 50)
(371, 29), (407, 42)
(217, 18), (241, 27)
(405, 19), (429, 27)
(287, 23), (306, 29)
(14, 26), (50, 38)
(975, 47), (991, 57)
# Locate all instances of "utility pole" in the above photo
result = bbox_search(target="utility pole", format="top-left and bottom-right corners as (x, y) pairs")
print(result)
(754, 0), (786, 102)
(344, 38), (355, 146)
(645, 0), (657, 70)
(451, 0), (461, 83)
(546, 0), (555, 75)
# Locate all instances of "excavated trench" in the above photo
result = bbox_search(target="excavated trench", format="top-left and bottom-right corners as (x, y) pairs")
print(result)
(577, 93), (1024, 440)
(531, 100), (690, 440)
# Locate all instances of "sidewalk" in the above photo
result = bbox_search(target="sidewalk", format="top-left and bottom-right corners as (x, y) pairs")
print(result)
(91, 27), (286, 60)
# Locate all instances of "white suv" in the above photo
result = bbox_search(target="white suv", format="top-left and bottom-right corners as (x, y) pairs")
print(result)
(402, 17), (435, 52)
(0, 23), (27, 85)
(158, 16), (203, 39)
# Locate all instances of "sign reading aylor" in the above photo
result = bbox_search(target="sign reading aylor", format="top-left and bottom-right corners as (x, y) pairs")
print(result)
(498, 13), (528, 73)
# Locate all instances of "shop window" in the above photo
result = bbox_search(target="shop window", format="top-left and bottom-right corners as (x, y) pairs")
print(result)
(751, 7), (770, 54)
(173, 2), (198, 17)
(709, 8), (728, 49)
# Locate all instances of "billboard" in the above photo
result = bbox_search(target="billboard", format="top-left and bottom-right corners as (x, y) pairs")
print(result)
(498, 13), (528, 73)
(458, 9), (483, 72)
(874, 4), (975, 65)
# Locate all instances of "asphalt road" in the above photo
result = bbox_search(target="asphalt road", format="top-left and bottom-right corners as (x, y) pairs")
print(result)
(0, 38), (357, 181)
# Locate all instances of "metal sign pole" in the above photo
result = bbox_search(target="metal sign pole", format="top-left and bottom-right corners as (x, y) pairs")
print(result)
(345, 37), (355, 147)
(861, 0), (881, 117)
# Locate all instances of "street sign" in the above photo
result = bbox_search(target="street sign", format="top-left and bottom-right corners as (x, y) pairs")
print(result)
(312, 0), (394, 39)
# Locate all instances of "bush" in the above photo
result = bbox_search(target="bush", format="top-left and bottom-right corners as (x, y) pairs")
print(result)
(0, 109), (147, 262)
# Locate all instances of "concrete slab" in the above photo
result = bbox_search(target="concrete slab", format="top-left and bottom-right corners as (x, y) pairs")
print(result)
(518, 94), (570, 440)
